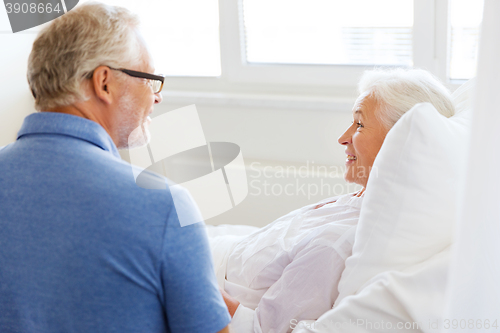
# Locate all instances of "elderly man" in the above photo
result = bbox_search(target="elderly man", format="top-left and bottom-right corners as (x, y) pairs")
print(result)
(0, 3), (230, 333)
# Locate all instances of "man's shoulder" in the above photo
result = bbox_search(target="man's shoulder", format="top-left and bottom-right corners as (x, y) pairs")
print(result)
(96, 157), (173, 203)
(0, 143), (14, 154)
(79, 148), (167, 189)
(98, 158), (204, 228)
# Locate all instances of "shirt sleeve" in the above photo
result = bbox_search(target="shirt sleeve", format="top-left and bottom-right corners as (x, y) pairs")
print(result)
(161, 187), (231, 333)
(230, 240), (349, 333)
(231, 304), (256, 332)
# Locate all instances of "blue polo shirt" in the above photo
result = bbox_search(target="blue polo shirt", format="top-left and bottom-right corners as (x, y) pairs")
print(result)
(0, 112), (230, 333)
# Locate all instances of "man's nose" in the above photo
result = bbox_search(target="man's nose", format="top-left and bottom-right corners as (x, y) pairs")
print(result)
(155, 92), (163, 104)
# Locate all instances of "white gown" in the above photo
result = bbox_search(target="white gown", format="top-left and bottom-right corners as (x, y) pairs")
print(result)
(206, 192), (363, 333)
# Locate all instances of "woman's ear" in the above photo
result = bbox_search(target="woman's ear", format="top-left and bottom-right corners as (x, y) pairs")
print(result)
(92, 66), (113, 105)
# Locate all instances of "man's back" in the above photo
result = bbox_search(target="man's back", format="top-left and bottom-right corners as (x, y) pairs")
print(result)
(0, 112), (230, 333)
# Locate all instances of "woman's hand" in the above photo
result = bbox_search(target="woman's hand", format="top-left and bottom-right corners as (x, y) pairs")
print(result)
(220, 287), (240, 317)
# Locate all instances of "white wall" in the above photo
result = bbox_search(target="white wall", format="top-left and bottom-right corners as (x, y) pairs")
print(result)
(0, 33), (37, 147)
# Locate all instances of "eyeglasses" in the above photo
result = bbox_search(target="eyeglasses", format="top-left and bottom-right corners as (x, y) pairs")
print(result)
(107, 67), (165, 94)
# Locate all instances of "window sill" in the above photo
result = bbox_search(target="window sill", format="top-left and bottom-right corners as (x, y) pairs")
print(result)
(161, 90), (356, 112)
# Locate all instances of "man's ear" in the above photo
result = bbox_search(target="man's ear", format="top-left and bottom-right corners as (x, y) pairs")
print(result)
(92, 66), (114, 105)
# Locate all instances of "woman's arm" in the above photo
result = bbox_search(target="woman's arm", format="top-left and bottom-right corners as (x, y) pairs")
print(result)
(226, 238), (352, 333)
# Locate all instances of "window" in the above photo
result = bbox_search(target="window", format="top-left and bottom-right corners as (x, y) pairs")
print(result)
(25, 0), (482, 90)
(218, 0), (482, 90)
(79, 0), (221, 77)
(449, 0), (483, 80)
(243, 0), (414, 67)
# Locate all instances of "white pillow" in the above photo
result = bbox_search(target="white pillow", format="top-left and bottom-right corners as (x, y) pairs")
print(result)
(335, 92), (471, 304)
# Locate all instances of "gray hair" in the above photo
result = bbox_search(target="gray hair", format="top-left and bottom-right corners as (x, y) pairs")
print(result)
(358, 68), (455, 129)
(27, 2), (142, 111)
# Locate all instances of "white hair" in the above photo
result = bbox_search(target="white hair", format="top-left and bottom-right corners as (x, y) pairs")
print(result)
(358, 68), (455, 129)
(27, 2), (143, 111)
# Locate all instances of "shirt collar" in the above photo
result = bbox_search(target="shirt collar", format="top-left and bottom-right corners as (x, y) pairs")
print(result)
(17, 112), (121, 159)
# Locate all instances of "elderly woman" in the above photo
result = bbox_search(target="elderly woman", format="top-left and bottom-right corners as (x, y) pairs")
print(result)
(209, 68), (455, 333)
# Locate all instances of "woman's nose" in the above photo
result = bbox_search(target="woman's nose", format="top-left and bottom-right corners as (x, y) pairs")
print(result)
(338, 126), (353, 145)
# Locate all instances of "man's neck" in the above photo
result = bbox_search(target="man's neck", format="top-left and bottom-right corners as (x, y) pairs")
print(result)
(45, 105), (118, 146)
